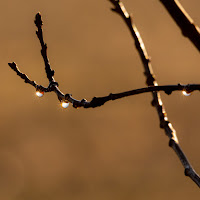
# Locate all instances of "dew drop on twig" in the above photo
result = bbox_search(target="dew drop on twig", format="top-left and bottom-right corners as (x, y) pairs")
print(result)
(182, 90), (191, 96)
(36, 91), (44, 97)
(61, 101), (69, 109)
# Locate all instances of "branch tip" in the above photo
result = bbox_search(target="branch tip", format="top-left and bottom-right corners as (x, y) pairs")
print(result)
(34, 12), (43, 27)
(8, 62), (17, 70)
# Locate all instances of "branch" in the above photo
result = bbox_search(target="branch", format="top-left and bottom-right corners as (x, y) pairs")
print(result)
(9, 13), (81, 107)
(34, 13), (66, 102)
(160, 0), (200, 52)
(8, 62), (37, 88)
(8, 62), (48, 93)
(8, 61), (200, 105)
(109, 0), (200, 187)
(8, 4), (200, 187)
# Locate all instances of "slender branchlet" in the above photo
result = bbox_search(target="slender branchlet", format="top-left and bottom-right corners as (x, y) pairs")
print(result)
(9, 13), (199, 108)
(109, 0), (200, 187)
(34, 13), (56, 83)
(8, 1), (200, 187)
(160, 0), (200, 52)
(8, 60), (200, 107)
(8, 62), (37, 88)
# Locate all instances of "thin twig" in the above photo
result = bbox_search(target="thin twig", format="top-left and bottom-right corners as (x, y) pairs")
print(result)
(34, 13), (65, 101)
(8, 4), (200, 187)
(160, 0), (200, 52)
(109, 0), (200, 187)
(7, 63), (200, 107)
(8, 62), (48, 92)
(8, 62), (37, 88)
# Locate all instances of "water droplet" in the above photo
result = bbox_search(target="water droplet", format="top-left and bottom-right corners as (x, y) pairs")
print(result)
(61, 101), (69, 108)
(36, 91), (44, 97)
(182, 90), (191, 96)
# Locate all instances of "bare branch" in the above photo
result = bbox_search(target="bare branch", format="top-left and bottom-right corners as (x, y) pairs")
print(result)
(160, 0), (200, 52)
(8, 61), (200, 107)
(109, 0), (200, 187)
(8, 62), (37, 88)
(8, 2), (200, 187)
(33, 13), (67, 102)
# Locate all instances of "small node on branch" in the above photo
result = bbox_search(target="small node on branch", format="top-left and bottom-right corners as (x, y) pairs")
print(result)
(109, 0), (120, 13)
(160, 119), (169, 129)
(111, 8), (118, 12)
(144, 73), (155, 86)
(127, 16), (132, 24)
(169, 138), (175, 147)
(41, 44), (47, 56)
(48, 81), (59, 91)
(184, 168), (192, 177)
(34, 12), (43, 28)
(89, 96), (108, 108)
(164, 88), (172, 95)
(64, 93), (71, 100)
(21, 74), (29, 81)
(151, 99), (156, 107)
(73, 103), (79, 109)
(50, 70), (55, 77)
(72, 99), (87, 109)
(81, 98), (87, 104)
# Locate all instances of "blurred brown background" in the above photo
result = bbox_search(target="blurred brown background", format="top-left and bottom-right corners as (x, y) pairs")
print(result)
(0, 0), (200, 199)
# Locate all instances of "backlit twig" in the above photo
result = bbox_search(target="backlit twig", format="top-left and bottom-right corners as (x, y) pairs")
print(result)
(109, 0), (200, 187)
(8, 2), (200, 187)
(8, 61), (200, 108)
(160, 0), (200, 52)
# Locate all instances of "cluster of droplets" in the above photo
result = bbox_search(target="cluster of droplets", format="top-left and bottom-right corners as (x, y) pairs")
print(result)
(35, 89), (69, 109)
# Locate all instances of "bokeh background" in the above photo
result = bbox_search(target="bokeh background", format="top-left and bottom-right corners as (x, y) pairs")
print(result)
(0, 0), (200, 199)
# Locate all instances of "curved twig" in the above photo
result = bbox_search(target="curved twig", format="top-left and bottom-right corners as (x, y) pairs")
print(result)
(8, 2), (200, 187)
(109, 0), (200, 187)
(7, 64), (200, 108)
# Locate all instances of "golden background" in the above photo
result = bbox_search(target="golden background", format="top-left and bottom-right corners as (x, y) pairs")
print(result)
(1, 0), (200, 199)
